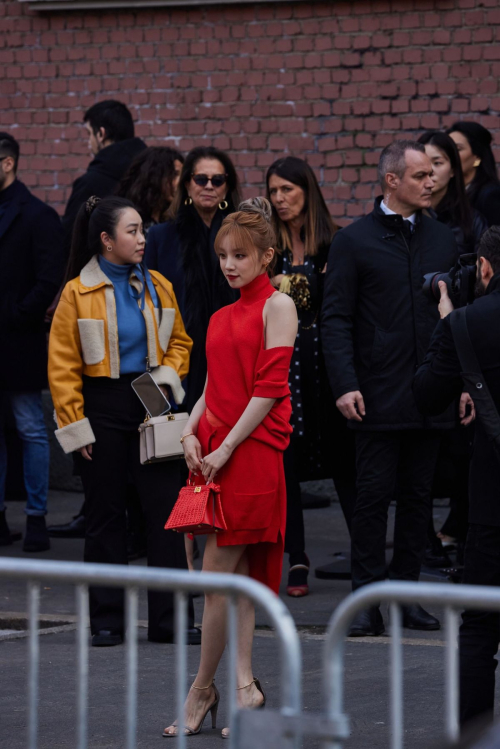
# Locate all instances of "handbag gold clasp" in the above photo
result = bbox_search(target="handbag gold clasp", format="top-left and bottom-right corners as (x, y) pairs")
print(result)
(194, 486), (201, 493)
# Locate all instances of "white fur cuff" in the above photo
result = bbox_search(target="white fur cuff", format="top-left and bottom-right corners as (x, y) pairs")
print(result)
(55, 417), (96, 454)
(150, 365), (185, 405)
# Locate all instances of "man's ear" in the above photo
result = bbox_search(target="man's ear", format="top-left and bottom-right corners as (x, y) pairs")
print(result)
(385, 172), (399, 191)
(96, 127), (107, 145)
(480, 256), (494, 283)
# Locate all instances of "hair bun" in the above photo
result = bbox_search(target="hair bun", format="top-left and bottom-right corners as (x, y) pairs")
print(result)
(85, 195), (101, 217)
(238, 197), (272, 224)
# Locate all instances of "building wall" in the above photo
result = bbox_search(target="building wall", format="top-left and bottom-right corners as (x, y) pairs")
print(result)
(1, 0), (500, 224)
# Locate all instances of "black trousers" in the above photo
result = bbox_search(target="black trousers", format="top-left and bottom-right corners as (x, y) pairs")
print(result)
(460, 524), (500, 727)
(79, 375), (194, 640)
(352, 430), (441, 590)
(284, 436), (305, 558)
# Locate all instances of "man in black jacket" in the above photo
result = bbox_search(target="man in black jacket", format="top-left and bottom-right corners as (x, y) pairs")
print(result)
(0, 133), (64, 551)
(49, 100), (147, 540)
(414, 226), (500, 729)
(61, 99), (146, 257)
(322, 140), (458, 636)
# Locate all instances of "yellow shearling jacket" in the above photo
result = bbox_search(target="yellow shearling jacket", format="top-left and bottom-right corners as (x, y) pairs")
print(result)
(48, 255), (193, 454)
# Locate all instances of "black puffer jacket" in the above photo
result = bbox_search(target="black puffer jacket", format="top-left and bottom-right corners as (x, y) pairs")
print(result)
(321, 197), (458, 431)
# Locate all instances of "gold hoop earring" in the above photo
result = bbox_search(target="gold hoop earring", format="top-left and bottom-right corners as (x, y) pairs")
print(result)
(184, 196), (193, 206)
(219, 200), (228, 211)
(473, 158), (481, 168)
(106, 245), (113, 253)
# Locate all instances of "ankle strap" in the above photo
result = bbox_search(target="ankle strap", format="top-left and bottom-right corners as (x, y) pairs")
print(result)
(191, 680), (214, 690)
(236, 678), (256, 691)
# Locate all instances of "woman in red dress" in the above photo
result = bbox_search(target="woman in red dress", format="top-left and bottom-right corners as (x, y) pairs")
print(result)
(163, 198), (298, 738)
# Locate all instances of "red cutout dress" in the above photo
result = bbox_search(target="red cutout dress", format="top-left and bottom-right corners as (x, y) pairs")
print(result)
(196, 272), (293, 594)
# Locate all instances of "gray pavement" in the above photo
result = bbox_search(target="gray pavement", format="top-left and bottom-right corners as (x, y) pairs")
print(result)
(0, 488), (492, 748)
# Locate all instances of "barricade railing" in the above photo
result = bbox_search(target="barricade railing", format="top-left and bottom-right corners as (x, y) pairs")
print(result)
(322, 580), (500, 749)
(0, 557), (301, 749)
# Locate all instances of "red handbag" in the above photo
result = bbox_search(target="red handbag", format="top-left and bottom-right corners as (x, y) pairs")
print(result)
(164, 477), (227, 536)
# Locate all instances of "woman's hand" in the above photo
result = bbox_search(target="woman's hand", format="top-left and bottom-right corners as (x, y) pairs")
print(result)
(182, 434), (203, 474)
(271, 274), (284, 289)
(201, 443), (233, 483)
(79, 444), (93, 461)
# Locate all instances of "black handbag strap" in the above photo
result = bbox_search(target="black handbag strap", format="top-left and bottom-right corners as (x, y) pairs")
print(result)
(450, 307), (500, 452)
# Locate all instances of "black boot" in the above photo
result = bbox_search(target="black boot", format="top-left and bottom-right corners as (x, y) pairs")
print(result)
(47, 513), (85, 539)
(0, 510), (13, 546)
(23, 516), (51, 553)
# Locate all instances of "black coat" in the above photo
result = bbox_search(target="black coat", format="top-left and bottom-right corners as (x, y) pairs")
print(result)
(61, 137), (147, 255)
(413, 273), (500, 526)
(0, 179), (64, 391)
(429, 206), (488, 256)
(321, 197), (458, 431)
(145, 207), (238, 412)
(468, 180), (500, 228)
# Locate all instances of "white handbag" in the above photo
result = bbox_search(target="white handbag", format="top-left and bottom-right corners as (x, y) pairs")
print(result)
(138, 412), (190, 464)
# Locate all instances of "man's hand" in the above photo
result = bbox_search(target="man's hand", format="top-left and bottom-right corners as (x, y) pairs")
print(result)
(459, 392), (476, 426)
(336, 391), (366, 422)
(438, 281), (454, 319)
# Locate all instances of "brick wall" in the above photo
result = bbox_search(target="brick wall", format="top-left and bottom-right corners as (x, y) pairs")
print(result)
(1, 0), (500, 224)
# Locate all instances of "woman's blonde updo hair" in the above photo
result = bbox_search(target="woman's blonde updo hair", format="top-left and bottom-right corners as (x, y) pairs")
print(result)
(214, 196), (277, 275)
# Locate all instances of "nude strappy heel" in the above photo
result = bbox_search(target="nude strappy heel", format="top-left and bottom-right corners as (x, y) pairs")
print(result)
(221, 677), (266, 740)
(162, 681), (220, 737)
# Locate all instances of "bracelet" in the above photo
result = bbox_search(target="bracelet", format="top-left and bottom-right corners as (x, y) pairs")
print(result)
(180, 432), (194, 444)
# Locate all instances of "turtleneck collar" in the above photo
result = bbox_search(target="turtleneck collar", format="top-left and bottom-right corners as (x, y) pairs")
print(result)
(98, 253), (134, 282)
(239, 272), (274, 305)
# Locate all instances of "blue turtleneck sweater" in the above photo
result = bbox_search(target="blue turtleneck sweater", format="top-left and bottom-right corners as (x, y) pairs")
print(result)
(98, 255), (149, 375)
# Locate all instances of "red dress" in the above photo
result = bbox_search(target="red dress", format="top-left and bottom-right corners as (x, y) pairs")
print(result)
(196, 272), (293, 594)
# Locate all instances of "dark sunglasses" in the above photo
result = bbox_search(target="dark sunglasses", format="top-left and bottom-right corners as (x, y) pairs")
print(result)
(192, 173), (227, 188)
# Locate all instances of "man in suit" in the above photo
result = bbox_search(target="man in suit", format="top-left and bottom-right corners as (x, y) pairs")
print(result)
(0, 132), (64, 551)
(322, 140), (458, 636)
(414, 226), (500, 728)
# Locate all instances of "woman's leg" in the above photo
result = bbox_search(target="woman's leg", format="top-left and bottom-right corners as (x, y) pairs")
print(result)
(164, 535), (247, 734)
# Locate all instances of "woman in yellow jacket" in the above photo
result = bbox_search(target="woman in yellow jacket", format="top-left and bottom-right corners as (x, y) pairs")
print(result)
(49, 195), (197, 647)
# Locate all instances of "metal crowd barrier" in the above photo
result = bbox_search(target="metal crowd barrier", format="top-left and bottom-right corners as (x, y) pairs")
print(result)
(0, 557), (301, 749)
(323, 580), (500, 749)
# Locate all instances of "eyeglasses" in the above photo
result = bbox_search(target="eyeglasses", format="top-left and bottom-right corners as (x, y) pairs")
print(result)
(191, 174), (227, 188)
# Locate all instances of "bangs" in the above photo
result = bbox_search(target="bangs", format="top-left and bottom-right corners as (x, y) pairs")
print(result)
(214, 220), (258, 256)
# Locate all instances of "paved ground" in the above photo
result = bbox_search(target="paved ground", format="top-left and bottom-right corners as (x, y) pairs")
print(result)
(0, 487), (493, 748)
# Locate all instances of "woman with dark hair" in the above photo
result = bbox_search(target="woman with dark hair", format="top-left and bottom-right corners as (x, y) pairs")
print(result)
(116, 146), (184, 234)
(446, 121), (500, 227)
(146, 146), (241, 412)
(418, 130), (488, 254)
(266, 156), (355, 598)
(49, 196), (198, 647)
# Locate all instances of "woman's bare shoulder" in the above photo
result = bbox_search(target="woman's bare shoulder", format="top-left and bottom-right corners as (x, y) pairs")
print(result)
(266, 290), (296, 314)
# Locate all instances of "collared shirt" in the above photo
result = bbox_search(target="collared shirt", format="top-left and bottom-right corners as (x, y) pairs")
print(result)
(381, 199), (416, 225)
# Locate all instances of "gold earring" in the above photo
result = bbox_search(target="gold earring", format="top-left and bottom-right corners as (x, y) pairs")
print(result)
(184, 196), (193, 206)
(473, 158), (481, 168)
(106, 245), (112, 252)
(219, 200), (228, 211)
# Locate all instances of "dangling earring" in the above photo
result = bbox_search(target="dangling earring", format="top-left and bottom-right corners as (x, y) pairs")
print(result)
(106, 245), (113, 253)
(184, 196), (193, 206)
(219, 200), (229, 211)
(473, 158), (481, 168)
